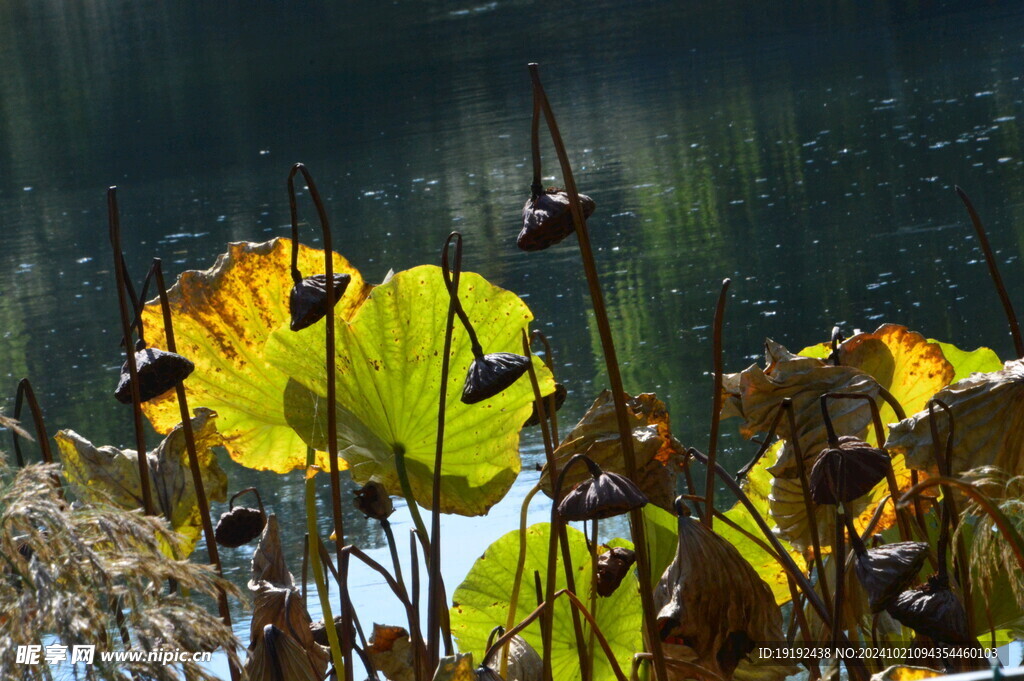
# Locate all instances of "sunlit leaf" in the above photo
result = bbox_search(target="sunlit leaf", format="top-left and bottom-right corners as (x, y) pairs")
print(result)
(433, 654), (477, 681)
(928, 340), (1002, 384)
(367, 625), (416, 681)
(56, 407), (227, 557)
(450, 523), (642, 681)
(887, 359), (1024, 477)
(140, 238), (371, 473)
(265, 265), (553, 516)
(870, 665), (943, 681)
(540, 391), (682, 513)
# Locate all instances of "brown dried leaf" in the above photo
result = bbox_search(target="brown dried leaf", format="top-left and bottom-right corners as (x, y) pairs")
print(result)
(541, 390), (682, 512)
(368, 624), (416, 681)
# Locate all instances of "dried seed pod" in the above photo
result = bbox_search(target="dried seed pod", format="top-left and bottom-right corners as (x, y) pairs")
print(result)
(887, 573), (972, 643)
(289, 273), (351, 332)
(485, 635), (542, 681)
(854, 541), (930, 612)
(310, 616), (345, 647)
(557, 458), (648, 521)
(517, 189), (596, 252)
(596, 546), (636, 597)
(523, 382), (567, 428)
(461, 352), (531, 405)
(808, 435), (890, 505)
(654, 500), (785, 678)
(114, 347), (195, 404)
(353, 480), (394, 520)
(215, 487), (267, 548)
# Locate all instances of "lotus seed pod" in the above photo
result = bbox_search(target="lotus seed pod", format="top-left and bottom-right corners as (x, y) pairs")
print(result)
(596, 546), (636, 597)
(809, 435), (891, 505)
(517, 189), (596, 252)
(114, 347), (195, 404)
(557, 465), (648, 521)
(887, 573), (972, 644)
(524, 382), (567, 428)
(854, 541), (930, 612)
(289, 273), (351, 332)
(461, 352), (530, 405)
(354, 481), (395, 521)
(215, 506), (266, 548)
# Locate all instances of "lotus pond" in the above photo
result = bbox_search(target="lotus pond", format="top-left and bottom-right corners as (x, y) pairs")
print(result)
(2, 2), (1024, 681)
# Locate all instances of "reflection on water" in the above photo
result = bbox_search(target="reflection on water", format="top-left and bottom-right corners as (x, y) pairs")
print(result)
(2, 0), (1024, 667)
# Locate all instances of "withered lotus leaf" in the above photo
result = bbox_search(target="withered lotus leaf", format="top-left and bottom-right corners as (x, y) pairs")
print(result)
(596, 546), (637, 597)
(114, 347), (195, 404)
(462, 352), (531, 405)
(654, 509), (786, 679)
(808, 436), (891, 505)
(886, 574), (972, 644)
(541, 390), (683, 513)
(887, 358), (1024, 478)
(56, 407), (227, 558)
(557, 464), (648, 521)
(139, 238), (371, 474)
(367, 624), (416, 681)
(517, 189), (596, 252)
(484, 635), (542, 681)
(289, 272), (352, 332)
(433, 653), (478, 681)
(854, 541), (930, 612)
(244, 515), (329, 680)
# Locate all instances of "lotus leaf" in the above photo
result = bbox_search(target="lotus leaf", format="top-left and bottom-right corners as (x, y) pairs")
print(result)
(139, 238), (371, 473)
(887, 359), (1024, 478)
(541, 391), (682, 513)
(244, 515), (329, 680)
(450, 523), (642, 681)
(870, 666), (943, 681)
(265, 265), (553, 516)
(56, 407), (227, 557)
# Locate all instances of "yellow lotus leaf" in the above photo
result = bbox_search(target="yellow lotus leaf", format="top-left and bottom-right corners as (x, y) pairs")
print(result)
(722, 339), (882, 480)
(870, 666), (943, 681)
(140, 238), (371, 473)
(265, 266), (554, 516)
(56, 407), (227, 557)
(887, 358), (1024, 477)
(540, 390), (683, 513)
(433, 654), (477, 681)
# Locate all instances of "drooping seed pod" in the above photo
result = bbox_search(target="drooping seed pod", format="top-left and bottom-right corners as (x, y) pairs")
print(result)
(854, 541), (930, 612)
(557, 457), (648, 521)
(517, 189), (596, 252)
(887, 573), (972, 644)
(289, 273), (351, 332)
(114, 347), (195, 404)
(596, 546), (636, 597)
(654, 499), (785, 678)
(524, 382), (567, 428)
(462, 352), (531, 405)
(353, 480), (394, 521)
(215, 487), (267, 548)
(484, 635), (542, 681)
(808, 435), (891, 505)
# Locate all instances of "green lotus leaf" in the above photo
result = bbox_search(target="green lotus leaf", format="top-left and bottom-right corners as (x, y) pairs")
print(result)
(927, 339), (1002, 383)
(140, 238), (372, 474)
(450, 523), (642, 681)
(55, 407), (228, 557)
(265, 265), (553, 516)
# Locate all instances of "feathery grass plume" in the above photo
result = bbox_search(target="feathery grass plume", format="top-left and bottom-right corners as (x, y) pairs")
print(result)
(0, 450), (242, 681)
(955, 466), (1024, 604)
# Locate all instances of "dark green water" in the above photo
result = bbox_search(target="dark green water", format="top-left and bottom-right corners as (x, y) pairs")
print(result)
(2, 0), (1024, 670)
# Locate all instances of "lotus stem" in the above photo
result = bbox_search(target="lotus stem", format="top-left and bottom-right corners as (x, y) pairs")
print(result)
(587, 517), (599, 677)
(679, 454), (704, 520)
(485, 588), (630, 681)
(381, 520), (405, 597)
(409, 528), (427, 681)
(704, 278), (731, 529)
(315, 539), (380, 680)
(734, 402), (785, 481)
(287, 164), (348, 601)
(823, 392), (912, 542)
(782, 399), (831, 609)
(425, 233), (462, 666)
(528, 61), (667, 681)
(955, 186), (1024, 358)
(106, 187), (156, 517)
(525, 333), (590, 681)
(530, 330), (561, 445)
(301, 533), (309, 605)
(304, 447), (346, 678)
(441, 235), (485, 360)
(12, 379), (54, 466)
(153, 259), (239, 681)
(502, 482), (542, 678)
(832, 509), (846, 648)
(532, 570), (549, 681)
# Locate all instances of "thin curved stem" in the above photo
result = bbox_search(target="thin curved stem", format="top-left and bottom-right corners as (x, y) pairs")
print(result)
(13, 378), (54, 466)
(528, 61), (667, 681)
(955, 186), (1023, 358)
(153, 259), (239, 681)
(530, 330), (561, 445)
(704, 278), (730, 528)
(441, 233), (484, 359)
(304, 447), (345, 677)
(107, 187), (156, 517)
(501, 482), (542, 677)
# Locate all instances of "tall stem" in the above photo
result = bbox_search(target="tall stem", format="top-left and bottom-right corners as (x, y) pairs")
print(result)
(502, 482), (542, 678)
(305, 447), (346, 677)
(12, 379), (54, 466)
(955, 186), (1023, 357)
(107, 187), (156, 517)
(153, 260), (239, 681)
(528, 62), (667, 681)
(704, 278), (731, 528)
(530, 330), (561, 445)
